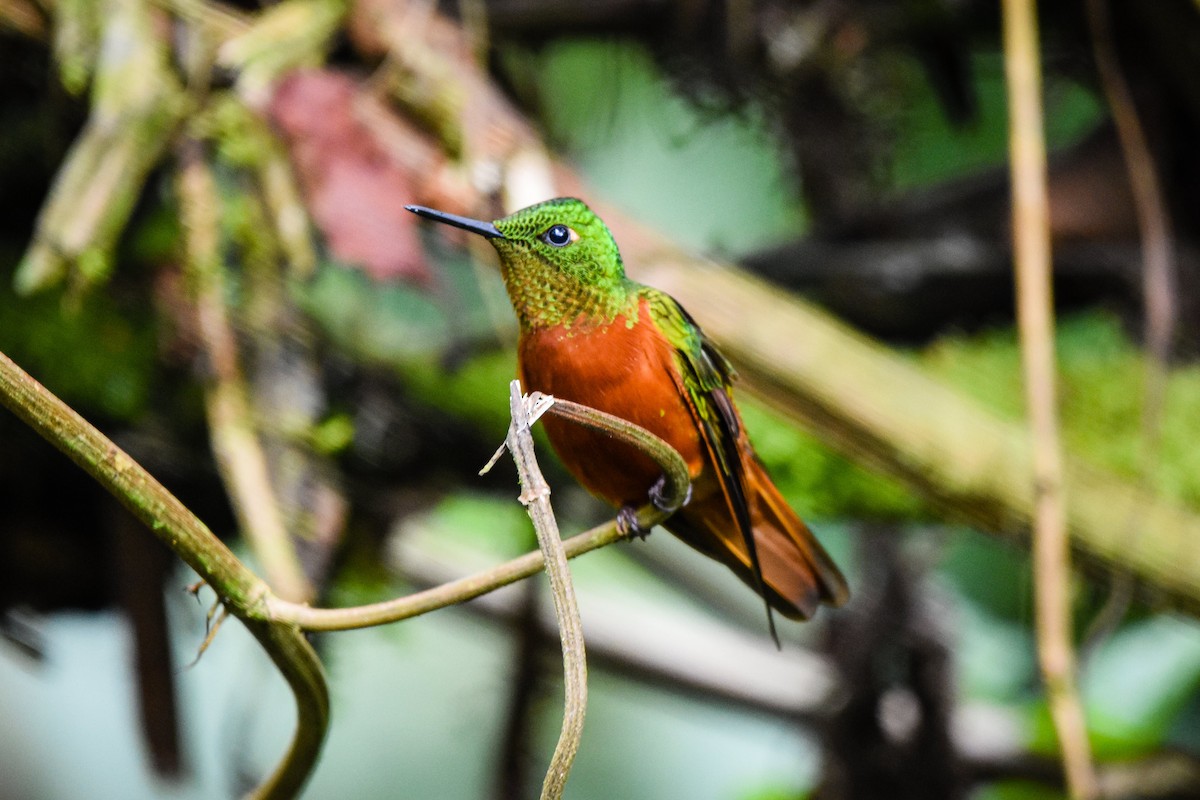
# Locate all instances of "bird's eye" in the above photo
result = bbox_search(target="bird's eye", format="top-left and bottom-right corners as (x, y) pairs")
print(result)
(540, 224), (575, 247)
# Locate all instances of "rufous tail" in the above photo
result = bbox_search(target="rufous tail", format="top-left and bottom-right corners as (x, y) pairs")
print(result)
(667, 458), (849, 620)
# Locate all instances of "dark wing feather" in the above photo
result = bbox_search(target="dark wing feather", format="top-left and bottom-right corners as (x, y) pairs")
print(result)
(642, 289), (779, 642)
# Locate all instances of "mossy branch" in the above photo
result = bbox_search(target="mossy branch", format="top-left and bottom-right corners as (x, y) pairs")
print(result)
(0, 349), (329, 800)
(16, 0), (187, 294)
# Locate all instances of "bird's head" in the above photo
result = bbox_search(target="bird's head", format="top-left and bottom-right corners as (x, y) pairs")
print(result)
(407, 197), (631, 329)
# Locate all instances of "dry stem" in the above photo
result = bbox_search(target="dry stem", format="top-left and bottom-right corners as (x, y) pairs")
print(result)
(503, 382), (585, 799)
(267, 398), (690, 631)
(1002, 1), (1097, 797)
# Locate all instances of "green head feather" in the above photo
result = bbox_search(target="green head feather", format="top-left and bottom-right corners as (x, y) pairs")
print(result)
(405, 198), (634, 330)
(489, 197), (633, 330)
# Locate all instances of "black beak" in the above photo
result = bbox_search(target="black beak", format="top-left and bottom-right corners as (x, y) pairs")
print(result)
(405, 205), (505, 239)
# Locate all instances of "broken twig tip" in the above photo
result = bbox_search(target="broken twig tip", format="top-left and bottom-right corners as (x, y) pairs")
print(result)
(479, 391), (556, 476)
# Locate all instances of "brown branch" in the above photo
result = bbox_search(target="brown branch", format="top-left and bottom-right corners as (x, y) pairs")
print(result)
(0, 0), (46, 37)
(272, 519), (625, 629)
(1002, 2), (1096, 798)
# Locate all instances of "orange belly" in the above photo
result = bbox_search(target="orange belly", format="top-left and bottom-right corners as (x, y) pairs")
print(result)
(517, 302), (706, 508)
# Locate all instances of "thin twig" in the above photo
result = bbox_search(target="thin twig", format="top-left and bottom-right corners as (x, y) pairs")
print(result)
(266, 399), (692, 632)
(1085, 0), (1176, 512)
(1079, 0), (1174, 710)
(185, 603), (231, 669)
(0, 349), (329, 800)
(1002, 2), (1097, 798)
(480, 392), (555, 475)
(543, 398), (692, 522)
(271, 519), (626, 630)
(504, 381), (586, 800)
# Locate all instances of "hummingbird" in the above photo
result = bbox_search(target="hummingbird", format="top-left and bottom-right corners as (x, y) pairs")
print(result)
(406, 197), (848, 633)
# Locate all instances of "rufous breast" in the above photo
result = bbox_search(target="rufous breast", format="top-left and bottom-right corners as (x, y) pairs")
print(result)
(517, 298), (706, 508)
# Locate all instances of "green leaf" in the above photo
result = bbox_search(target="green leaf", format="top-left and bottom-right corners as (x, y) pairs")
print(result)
(1083, 616), (1200, 755)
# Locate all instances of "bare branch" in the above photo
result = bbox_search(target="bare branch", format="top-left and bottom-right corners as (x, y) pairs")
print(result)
(1085, 0), (1177, 476)
(503, 381), (585, 800)
(1002, 2), (1097, 797)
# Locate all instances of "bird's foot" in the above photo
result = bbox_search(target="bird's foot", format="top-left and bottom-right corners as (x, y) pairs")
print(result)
(617, 505), (652, 540)
(647, 475), (691, 515)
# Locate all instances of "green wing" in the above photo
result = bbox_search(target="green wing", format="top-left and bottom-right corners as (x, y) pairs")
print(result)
(641, 288), (778, 639)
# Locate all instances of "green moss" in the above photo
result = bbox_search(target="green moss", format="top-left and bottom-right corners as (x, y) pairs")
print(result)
(739, 399), (925, 520)
(0, 262), (159, 420)
(923, 311), (1200, 509)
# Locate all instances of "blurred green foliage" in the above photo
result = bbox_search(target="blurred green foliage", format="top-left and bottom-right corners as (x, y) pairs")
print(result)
(887, 51), (1102, 189)
(515, 39), (807, 255)
(739, 399), (925, 520)
(0, 248), (159, 420)
(976, 782), (1065, 800)
(1082, 616), (1200, 756)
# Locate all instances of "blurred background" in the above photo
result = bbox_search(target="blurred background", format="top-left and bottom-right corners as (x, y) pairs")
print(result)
(2, 0), (1200, 798)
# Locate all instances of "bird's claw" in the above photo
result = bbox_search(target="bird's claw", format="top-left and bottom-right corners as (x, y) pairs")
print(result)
(621, 476), (692, 539)
(617, 505), (652, 540)
(647, 475), (691, 515)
